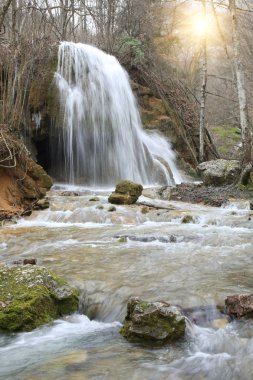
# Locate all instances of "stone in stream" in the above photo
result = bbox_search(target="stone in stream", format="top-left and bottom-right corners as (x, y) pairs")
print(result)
(108, 180), (143, 205)
(23, 258), (37, 265)
(0, 265), (79, 332)
(113, 235), (171, 243)
(225, 294), (253, 318)
(181, 215), (194, 224)
(120, 297), (185, 343)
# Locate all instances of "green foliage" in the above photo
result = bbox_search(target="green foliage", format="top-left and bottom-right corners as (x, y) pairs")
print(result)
(119, 35), (145, 66)
(211, 125), (241, 159)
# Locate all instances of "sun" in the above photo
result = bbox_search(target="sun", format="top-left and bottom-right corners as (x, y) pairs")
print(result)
(194, 16), (208, 35)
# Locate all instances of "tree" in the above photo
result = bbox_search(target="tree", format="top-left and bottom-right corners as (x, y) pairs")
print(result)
(199, 0), (207, 162)
(229, 0), (252, 170)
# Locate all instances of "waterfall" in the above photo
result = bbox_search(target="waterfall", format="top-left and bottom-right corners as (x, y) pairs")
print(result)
(53, 41), (182, 186)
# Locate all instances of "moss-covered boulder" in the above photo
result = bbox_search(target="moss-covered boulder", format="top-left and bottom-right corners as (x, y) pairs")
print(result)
(0, 265), (79, 332)
(197, 159), (241, 186)
(120, 297), (185, 343)
(108, 180), (143, 205)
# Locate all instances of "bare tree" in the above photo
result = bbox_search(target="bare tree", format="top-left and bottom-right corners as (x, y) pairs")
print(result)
(199, 0), (207, 162)
(229, 0), (252, 169)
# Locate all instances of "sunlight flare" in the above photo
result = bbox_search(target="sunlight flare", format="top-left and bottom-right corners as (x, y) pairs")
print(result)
(194, 15), (208, 35)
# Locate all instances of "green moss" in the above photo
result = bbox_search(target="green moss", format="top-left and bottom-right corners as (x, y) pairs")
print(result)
(120, 300), (186, 343)
(115, 180), (143, 196)
(46, 83), (59, 118)
(211, 125), (241, 159)
(240, 184), (253, 192)
(138, 300), (150, 311)
(29, 50), (59, 119)
(0, 266), (79, 332)
(38, 174), (53, 189)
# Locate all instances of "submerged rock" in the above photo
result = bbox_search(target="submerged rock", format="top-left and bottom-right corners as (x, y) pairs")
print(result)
(197, 159), (241, 186)
(183, 305), (229, 328)
(0, 265), (79, 332)
(89, 197), (100, 202)
(23, 258), (37, 265)
(225, 294), (253, 318)
(120, 297), (185, 343)
(181, 214), (194, 224)
(108, 180), (143, 205)
(108, 205), (116, 212)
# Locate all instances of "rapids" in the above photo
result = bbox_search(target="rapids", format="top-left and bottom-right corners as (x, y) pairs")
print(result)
(0, 186), (253, 380)
(52, 42), (182, 186)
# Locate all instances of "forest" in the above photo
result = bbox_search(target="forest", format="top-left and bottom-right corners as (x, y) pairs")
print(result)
(0, 1), (253, 380)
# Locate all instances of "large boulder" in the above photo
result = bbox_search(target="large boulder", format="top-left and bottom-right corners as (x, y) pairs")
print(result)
(120, 297), (185, 343)
(108, 180), (143, 205)
(0, 265), (79, 332)
(197, 159), (241, 186)
(225, 294), (253, 318)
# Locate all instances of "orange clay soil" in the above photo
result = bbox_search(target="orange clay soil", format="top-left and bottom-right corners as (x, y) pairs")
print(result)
(0, 168), (25, 219)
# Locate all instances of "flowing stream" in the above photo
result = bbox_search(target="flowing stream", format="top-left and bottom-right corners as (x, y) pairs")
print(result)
(1, 186), (253, 380)
(52, 42), (182, 186)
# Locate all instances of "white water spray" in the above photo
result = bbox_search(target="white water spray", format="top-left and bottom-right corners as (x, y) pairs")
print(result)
(54, 41), (182, 186)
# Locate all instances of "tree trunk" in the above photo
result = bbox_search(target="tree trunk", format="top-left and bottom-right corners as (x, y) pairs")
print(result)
(199, 0), (207, 163)
(0, 0), (12, 32)
(230, 0), (252, 166)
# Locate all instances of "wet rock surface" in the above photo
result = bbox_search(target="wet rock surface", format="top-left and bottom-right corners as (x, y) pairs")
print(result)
(0, 265), (79, 332)
(183, 305), (230, 328)
(120, 297), (185, 343)
(109, 180), (143, 205)
(225, 294), (253, 318)
(113, 235), (177, 243)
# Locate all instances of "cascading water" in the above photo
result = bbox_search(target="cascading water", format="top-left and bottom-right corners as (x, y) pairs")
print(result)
(53, 41), (182, 186)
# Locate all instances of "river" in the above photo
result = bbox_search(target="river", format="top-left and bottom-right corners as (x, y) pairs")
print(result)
(0, 185), (253, 380)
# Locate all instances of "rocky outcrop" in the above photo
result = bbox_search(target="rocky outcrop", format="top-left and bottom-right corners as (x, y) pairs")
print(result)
(225, 294), (253, 318)
(108, 180), (143, 205)
(0, 265), (79, 332)
(197, 159), (241, 186)
(0, 129), (52, 219)
(120, 297), (185, 343)
(130, 72), (219, 170)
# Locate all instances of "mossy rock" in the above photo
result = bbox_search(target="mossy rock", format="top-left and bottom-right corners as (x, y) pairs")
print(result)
(108, 192), (137, 205)
(181, 215), (194, 224)
(108, 180), (143, 205)
(0, 265), (79, 332)
(27, 159), (53, 191)
(120, 297), (185, 344)
(115, 180), (143, 196)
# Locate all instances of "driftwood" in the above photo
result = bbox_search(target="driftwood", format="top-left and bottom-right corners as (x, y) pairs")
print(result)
(137, 200), (176, 211)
